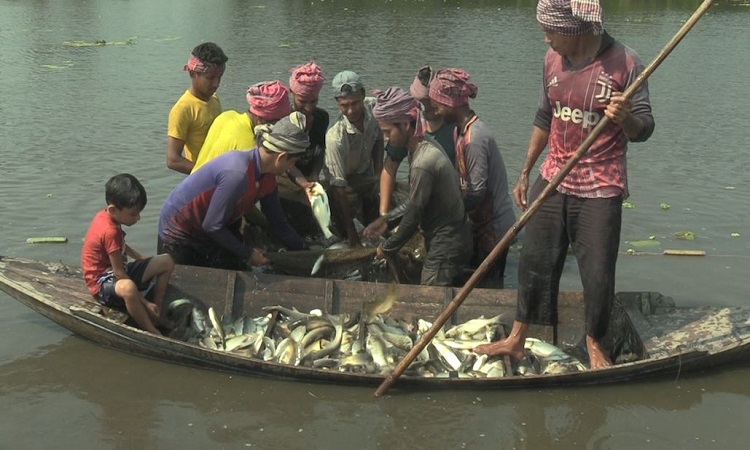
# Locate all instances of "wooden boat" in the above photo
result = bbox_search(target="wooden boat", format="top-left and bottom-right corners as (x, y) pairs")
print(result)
(2, 255), (749, 389)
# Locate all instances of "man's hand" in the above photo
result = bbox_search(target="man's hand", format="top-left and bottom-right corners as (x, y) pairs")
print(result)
(246, 248), (270, 267)
(363, 217), (388, 240)
(375, 243), (385, 260)
(513, 173), (530, 211)
(605, 92), (633, 125)
(144, 301), (159, 319)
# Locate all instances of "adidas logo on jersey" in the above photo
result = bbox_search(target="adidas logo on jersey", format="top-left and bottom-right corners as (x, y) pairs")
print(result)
(547, 76), (558, 88)
(552, 101), (601, 128)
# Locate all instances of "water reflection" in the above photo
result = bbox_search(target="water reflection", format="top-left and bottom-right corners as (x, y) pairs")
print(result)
(2, 333), (749, 448)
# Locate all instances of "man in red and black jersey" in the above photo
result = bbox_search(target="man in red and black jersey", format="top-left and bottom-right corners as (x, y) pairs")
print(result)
(476, 0), (654, 369)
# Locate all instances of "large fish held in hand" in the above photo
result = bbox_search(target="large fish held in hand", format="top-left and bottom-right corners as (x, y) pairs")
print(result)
(308, 182), (333, 239)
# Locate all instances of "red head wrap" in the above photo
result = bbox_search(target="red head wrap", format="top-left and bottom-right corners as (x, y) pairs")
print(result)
(289, 61), (325, 97)
(372, 87), (424, 138)
(246, 81), (292, 122)
(429, 68), (478, 107)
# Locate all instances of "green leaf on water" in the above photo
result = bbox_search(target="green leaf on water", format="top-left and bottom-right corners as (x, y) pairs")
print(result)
(628, 239), (661, 248)
(622, 201), (635, 209)
(659, 203), (670, 210)
(731, 232), (741, 238)
(673, 231), (696, 241)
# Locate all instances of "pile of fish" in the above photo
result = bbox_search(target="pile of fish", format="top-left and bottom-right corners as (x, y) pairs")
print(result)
(165, 291), (588, 378)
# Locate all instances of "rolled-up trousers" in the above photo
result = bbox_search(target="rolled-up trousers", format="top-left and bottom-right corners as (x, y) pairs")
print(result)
(516, 176), (622, 340)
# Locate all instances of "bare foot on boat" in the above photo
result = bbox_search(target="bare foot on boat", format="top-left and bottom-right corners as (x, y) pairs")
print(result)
(474, 339), (525, 360)
(587, 335), (612, 369)
(474, 321), (528, 360)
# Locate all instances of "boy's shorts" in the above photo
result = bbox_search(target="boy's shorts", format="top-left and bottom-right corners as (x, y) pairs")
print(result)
(95, 258), (154, 309)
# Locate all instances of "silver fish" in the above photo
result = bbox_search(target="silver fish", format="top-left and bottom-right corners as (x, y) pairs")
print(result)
(208, 307), (225, 350)
(524, 337), (573, 361)
(364, 284), (397, 321)
(191, 307), (207, 334)
(542, 360), (587, 375)
(224, 333), (255, 352)
(275, 337), (297, 365)
(308, 182), (333, 239)
(301, 316), (344, 365)
(444, 315), (502, 339)
(430, 340), (462, 371)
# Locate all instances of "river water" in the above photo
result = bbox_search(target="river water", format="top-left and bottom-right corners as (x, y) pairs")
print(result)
(1, 0), (749, 448)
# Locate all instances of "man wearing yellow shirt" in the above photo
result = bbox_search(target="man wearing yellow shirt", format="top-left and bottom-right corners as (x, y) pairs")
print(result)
(167, 42), (228, 174)
(191, 80), (291, 173)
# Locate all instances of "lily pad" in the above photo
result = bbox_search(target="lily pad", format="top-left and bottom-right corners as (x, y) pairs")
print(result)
(628, 239), (661, 248)
(659, 203), (670, 210)
(622, 201), (635, 209)
(673, 231), (696, 241)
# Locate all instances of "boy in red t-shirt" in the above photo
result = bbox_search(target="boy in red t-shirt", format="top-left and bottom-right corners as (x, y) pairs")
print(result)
(82, 174), (174, 335)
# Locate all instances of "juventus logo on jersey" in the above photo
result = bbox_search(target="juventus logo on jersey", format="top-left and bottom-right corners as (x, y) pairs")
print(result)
(595, 72), (613, 102)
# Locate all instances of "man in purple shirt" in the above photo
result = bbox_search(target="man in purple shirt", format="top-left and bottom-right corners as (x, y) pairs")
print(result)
(158, 112), (310, 270)
(476, 0), (654, 369)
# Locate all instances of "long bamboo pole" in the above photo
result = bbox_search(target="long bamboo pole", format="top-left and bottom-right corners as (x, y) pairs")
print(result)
(374, 0), (716, 397)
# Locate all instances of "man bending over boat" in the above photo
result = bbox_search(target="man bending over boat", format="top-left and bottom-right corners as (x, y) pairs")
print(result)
(475, 0), (654, 368)
(323, 70), (384, 247)
(167, 42), (228, 174)
(374, 66), (457, 224)
(158, 112), (310, 270)
(82, 174), (175, 335)
(364, 87), (472, 286)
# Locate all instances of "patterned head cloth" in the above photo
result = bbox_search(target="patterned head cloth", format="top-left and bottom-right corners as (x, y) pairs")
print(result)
(289, 61), (325, 97)
(256, 111), (310, 154)
(183, 54), (225, 76)
(429, 68), (478, 107)
(372, 87), (424, 138)
(409, 66), (434, 102)
(536, 0), (604, 36)
(246, 81), (292, 122)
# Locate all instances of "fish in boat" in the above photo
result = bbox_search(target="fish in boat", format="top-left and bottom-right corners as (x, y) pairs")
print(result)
(308, 182), (333, 240)
(5, 256), (750, 389)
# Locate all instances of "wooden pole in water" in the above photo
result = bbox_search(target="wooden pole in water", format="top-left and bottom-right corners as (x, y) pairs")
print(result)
(374, 0), (716, 397)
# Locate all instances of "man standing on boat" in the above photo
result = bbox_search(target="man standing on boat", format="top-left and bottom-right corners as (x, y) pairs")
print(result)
(428, 68), (516, 288)
(191, 80), (291, 173)
(475, 0), (655, 368)
(324, 70), (384, 247)
(158, 112), (310, 270)
(366, 87), (472, 286)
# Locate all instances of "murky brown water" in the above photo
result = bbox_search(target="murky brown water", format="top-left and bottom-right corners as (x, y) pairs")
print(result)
(2, 0), (750, 448)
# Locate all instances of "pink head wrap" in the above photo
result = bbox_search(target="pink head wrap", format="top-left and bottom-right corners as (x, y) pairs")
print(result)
(289, 61), (325, 97)
(536, 0), (604, 36)
(409, 66), (434, 102)
(246, 81), (292, 122)
(372, 87), (424, 138)
(183, 54), (225, 76)
(429, 68), (478, 107)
